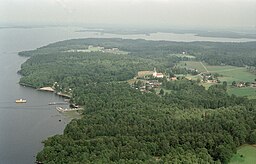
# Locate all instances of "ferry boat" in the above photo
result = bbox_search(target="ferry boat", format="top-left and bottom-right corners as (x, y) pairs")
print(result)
(15, 99), (27, 103)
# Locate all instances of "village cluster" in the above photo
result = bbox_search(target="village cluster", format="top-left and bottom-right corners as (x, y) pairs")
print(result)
(65, 45), (126, 54)
(131, 68), (176, 92)
(132, 67), (256, 93)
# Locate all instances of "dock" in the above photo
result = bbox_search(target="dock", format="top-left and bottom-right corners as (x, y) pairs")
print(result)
(49, 102), (68, 105)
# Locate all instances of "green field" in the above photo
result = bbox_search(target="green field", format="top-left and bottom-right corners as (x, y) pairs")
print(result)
(88, 46), (103, 52)
(62, 110), (83, 119)
(178, 61), (207, 72)
(178, 61), (256, 98)
(230, 145), (256, 164)
(228, 87), (256, 99)
(178, 61), (253, 83)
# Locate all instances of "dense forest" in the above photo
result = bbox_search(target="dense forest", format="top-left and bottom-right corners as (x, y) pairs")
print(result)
(18, 39), (256, 89)
(37, 82), (256, 164)
(18, 38), (256, 163)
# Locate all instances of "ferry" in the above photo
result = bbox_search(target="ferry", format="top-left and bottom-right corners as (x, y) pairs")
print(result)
(15, 99), (27, 103)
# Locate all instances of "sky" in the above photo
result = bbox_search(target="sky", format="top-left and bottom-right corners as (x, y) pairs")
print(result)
(0, 0), (256, 29)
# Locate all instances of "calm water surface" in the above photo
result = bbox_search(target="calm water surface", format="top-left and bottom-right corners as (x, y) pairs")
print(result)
(0, 27), (82, 164)
(0, 27), (255, 163)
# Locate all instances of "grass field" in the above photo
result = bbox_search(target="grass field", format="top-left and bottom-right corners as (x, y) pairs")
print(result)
(178, 61), (256, 98)
(228, 87), (256, 99)
(178, 61), (252, 82)
(62, 110), (83, 119)
(178, 61), (207, 72)
(230, 145), (256, 164)
(88, 46), (103, 52)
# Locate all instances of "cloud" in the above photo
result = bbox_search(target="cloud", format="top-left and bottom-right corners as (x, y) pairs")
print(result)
(54, 0), (75, 14)
(0, 0), (255, 28)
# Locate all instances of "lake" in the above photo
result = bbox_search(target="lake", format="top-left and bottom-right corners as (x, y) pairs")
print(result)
(0, 26), (255, 164)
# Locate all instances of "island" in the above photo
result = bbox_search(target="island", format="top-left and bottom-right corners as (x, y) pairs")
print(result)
(19, 38), (256, 163)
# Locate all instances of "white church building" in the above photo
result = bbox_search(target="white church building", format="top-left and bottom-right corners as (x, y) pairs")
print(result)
(153, 68), (164, 78)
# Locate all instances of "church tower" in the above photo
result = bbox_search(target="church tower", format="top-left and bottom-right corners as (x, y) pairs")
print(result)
(153, 68), (157, 77)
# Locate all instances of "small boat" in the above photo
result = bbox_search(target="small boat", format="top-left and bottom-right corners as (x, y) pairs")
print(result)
(56, 107), (64, 112)
(16, 99), (27, 103)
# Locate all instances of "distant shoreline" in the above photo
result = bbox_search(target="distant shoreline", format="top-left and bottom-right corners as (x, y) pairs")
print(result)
(76, 28), (256, 40)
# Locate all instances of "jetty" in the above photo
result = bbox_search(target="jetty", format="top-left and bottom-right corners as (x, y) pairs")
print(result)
(37, 86), (71, 98)
(49, 102), (68, 105)
(56, 92), (71, 98)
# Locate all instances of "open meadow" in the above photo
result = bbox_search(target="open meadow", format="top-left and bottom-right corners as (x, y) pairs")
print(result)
(229, 145), (256, 164)
(178, 61), (256, 98)
(228, 87), (256, 99)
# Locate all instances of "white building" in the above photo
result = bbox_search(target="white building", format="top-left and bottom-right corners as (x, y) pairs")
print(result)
(153, 68), (164, 78)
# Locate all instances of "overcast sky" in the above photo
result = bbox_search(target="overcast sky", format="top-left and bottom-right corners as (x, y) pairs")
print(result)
(0, 0), (256, 28)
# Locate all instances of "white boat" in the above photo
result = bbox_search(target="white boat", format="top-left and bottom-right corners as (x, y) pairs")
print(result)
(15, 99), (27, 103)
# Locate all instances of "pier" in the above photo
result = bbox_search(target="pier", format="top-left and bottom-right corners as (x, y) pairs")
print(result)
(48, 102), (68, 105)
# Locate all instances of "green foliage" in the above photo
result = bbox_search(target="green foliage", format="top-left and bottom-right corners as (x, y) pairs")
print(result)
(248, 130), (256, 144)
(36, 82), (256, 163)
(17, 38), (256, 163)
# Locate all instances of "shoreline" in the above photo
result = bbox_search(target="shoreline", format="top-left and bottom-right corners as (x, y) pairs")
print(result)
(19, 82), (71, 98)
(19, 82), (37, 89)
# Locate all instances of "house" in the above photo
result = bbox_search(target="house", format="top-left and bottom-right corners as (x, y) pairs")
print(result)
(153, 73), (164, 78)
(170, 76), (177, 81)
(153, 68), (164, 78)
(146, 80), (162, 88)
(236, 82), (245, 88)
(251, 82), (256, 87)
(112, 48), (119, 51)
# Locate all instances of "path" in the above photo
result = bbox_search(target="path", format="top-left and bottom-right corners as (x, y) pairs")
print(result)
(200, 62), (209, 73)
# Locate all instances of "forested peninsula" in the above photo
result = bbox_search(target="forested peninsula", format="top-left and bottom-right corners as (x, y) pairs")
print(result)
(18, 38), (256, 163)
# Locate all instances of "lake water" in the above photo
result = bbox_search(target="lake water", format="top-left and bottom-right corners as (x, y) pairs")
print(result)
(82, 31), (256, 42)
(0, 26), (255, 164)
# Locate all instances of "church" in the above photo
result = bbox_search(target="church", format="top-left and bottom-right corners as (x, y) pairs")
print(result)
(153, 68), (164, 78)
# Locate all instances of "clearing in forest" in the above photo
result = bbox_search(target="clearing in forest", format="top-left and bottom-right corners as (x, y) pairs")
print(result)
(178, 61), (256, 98)
(178, 61), (254, 84)
(229, 145), (256, 164)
